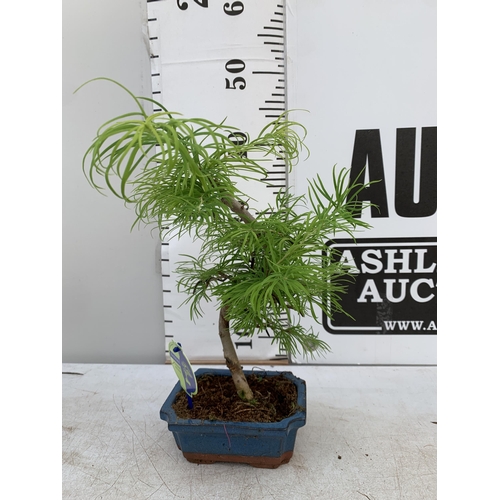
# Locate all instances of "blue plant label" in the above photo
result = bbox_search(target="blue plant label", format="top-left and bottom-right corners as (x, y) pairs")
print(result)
(168, 340), (198, 398)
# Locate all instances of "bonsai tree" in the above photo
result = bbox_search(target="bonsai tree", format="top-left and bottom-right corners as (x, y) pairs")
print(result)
(78, 78), (372, 401)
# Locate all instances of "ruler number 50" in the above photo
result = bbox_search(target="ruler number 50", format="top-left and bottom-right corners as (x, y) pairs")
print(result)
(225, 59), (246, 90)
(176, 0), (244, 16)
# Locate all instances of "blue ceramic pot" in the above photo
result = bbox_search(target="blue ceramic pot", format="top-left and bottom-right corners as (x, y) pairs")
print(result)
(160, 368), (306, 468)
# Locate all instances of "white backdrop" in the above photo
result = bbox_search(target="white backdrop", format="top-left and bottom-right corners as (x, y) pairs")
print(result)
(148, 0), (437, 364)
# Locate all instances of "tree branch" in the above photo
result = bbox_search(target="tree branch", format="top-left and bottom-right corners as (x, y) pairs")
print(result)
(222, 197), (256, 224)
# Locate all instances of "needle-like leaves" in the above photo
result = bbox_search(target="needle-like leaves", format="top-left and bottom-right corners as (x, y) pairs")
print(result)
(78, 78), (374, 359)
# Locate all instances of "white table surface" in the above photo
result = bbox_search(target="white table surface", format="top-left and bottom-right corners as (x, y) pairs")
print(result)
(62, 363), (436, 500)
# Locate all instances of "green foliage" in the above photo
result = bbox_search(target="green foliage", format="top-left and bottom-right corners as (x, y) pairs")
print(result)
(77, 78), (306, 238)
(78, 78), (373, 360)
(176, 174), (371, 358)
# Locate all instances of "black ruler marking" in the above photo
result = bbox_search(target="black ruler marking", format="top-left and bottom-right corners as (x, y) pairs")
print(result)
(147, 1), (292, 358)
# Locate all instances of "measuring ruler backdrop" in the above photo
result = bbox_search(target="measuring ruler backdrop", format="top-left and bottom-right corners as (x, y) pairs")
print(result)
(146, 0), (291, 362)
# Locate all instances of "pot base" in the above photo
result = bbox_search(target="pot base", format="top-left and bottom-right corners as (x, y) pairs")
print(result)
(161, 368), (306, 469)
(181, 450), (294, 469)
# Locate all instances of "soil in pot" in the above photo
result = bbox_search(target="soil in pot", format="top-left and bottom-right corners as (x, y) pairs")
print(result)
(172, 372), (301, 423)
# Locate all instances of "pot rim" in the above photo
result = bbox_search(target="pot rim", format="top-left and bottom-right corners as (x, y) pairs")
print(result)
(160, 367), (307, 430)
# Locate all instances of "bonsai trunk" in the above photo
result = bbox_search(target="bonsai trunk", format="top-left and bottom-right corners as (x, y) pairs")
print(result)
(219, 305), (254, 401)
(217, 196), (257, 400)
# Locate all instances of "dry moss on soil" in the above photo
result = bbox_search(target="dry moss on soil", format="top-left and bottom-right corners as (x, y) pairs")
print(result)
(172, 372), (301, 423)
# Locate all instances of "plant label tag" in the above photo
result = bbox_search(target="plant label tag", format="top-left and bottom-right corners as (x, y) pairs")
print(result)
(168, 341), (198, 400)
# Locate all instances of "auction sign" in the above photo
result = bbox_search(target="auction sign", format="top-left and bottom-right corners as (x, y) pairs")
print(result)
(323, 126), (437, 336)
(324, 236), (437, 335)
(287, 0), (437, 364)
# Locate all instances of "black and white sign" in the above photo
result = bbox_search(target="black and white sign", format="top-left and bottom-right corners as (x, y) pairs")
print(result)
(324, 237), (437, 335)
(287, 0), (436, 364)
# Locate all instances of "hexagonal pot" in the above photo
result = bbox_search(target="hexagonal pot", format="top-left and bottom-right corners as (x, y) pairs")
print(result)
(160, 368), (306, 468)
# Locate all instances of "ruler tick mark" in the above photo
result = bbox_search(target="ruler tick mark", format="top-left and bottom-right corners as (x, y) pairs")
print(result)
(258, 34), (284, 38)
